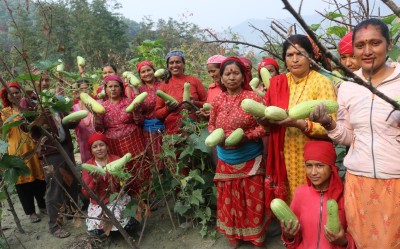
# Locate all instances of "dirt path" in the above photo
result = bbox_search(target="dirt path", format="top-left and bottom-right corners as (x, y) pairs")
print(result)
(2, 193), (285, 249)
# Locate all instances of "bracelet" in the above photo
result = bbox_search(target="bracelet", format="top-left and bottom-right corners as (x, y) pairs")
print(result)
(303, 119), (309, 133)
(322, 115), (333, 129)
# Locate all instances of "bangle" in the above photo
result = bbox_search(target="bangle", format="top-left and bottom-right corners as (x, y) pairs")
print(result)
(322, 115), (333, 129)
(303, 119), (309, 133)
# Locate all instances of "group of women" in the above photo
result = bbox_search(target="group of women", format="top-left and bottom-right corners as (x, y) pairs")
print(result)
(1, 17), (398, 248)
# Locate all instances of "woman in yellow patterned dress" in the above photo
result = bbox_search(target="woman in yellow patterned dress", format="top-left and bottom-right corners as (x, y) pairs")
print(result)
(260, 34), (337, 206)
(0, 82), (46, 223)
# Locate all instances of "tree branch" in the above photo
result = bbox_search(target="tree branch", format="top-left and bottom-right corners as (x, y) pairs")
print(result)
(381, 0), (400, 17)
(281, 0), (400, 111)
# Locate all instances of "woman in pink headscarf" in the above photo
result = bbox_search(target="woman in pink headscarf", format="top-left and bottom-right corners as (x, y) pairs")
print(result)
(136, 60), (165, 171)
(205, 54), (226, 104)
(94, 75), (147, 197)
(338, 32), (360, 72)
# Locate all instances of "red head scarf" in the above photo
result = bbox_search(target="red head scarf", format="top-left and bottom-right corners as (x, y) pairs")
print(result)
(338, 32), (353, 55)
(258, 58), (280, 73)
(104, 75), (123, 84)
(136, 60), (154, 73)
(303, 140), (343, 201)
(0, 82), (23, 107)
(220, 57), (252, 91)
(88, 132), (108, 151)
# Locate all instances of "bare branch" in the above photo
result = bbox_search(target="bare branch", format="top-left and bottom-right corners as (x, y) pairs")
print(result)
(315, 10), (356, 27)
(281, 0), (400, 111)
(381, 0), (400, 17)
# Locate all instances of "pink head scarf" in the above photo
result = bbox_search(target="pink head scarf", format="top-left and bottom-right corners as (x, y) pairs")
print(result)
(136, 60), (154, 73)
(220, 57), (252, 91)
(338, 32), (353, 55)
(206, 55), (226, 65)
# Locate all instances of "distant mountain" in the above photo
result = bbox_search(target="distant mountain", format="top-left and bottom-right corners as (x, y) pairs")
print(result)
(222, 14), (324, 53)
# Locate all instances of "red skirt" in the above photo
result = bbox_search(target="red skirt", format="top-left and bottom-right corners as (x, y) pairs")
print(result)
(108, 131), (149, 197)
(215, 158), (269, 246)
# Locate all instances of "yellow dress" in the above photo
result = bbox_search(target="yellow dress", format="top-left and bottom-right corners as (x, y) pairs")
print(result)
(284, 70), (337, 202)
(1, 107), (44, 184)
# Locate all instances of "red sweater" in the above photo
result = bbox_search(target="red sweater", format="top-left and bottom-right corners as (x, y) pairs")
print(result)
(282, 184), (355, 249)
(154, 74), (207, 134)
(81, 154), (121, 205)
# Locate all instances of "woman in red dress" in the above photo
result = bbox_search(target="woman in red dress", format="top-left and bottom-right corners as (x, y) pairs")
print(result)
(208, 57), (268, 248)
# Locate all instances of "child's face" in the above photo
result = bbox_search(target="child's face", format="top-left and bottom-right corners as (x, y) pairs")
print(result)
(305, 160), (332, 191)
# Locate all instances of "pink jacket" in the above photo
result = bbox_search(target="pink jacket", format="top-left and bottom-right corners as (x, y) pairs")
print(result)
(328, 64), (400, 179)
(282, 185), (355, 249)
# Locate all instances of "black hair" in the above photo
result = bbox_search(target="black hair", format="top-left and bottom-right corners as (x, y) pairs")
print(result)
(282, 34), (314, 68)
(353, 18), (390, 44)
(103, 64), (118, 74)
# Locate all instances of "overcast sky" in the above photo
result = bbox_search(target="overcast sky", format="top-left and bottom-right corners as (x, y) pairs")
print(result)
(116, 0), (331, 30)
(116, 0), (397, 30)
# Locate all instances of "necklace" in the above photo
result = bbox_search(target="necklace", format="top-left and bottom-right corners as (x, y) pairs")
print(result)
(291, 72), (310, 106)
(224, 90), (242, 114)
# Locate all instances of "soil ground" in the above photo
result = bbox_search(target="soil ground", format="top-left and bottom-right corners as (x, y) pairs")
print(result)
(2, 153), (286, 249)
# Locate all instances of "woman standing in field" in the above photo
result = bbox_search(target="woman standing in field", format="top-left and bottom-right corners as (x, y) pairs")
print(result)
(209, 57), (267, 248)
(310, 18), (400, 249)
(154, 50), (207, 134)
(0, 82), (46, 224)
(258, 34), (337, 206)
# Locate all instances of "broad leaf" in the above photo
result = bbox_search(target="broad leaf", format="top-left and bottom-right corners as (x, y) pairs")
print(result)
(0, 140), (8, 155)
(32, 60), (60, 71)
(325, 12), (345, 19)
(2, 120), (24, 141)
(388, 45), (400, 61)
(326, 26), (347, 38)
(382, 14), (397, 24)
(309, 24), (321, 32)
(174, 201), (191, 215)
(189, 189), (204, 206)
(0, 154), (31, 184)
(12, 73), (41, 82)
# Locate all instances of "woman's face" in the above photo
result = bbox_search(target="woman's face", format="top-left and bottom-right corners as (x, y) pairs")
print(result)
(305, 160), (332, 191)
(139, 65), (155, 84)
(105, 80), (122, 100)
(221, 63), (243, 94)
(263, 64), (278, 77)
(79, 83), (90, 94)
(285, 44), (311, 79)
(167, 56), (184, 76)
(207, 63), (221, 83)
(7, 87), (22, 105)
(103, 66), (117, 79)
(91, 140), (107, 160)
(340, 54), (360, 72)
(353, 25), (390, 74)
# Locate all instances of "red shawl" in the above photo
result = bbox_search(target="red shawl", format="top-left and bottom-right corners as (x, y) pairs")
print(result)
(263, 74), (290, 211)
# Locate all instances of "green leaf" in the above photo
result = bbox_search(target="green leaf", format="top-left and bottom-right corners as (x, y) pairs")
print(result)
(199, 226), (207, 238)
(309, 24), (321, 32)
(179, 142), (194, 159)
(0, 191), (7, 201)
(382, 14), (397, 24)
(109, 193), (119, 203)
(32, 60), (60, 71)
(2, 120), (24, 141)
(0, 140), (8, 155)
(388, 45), (400, 62)
(0, 154), (31, 185)
(326, 26), (347, 38)
(325, 12), (345, 19)
(189, 169), (205, 184)
(189, 128), (211, 154)
(174, 201), (191, 215)
(12, 73), (41, 82)
(390, 23), (400, 39)
(189, 189), (204, 206)
(122, 201), (138, 218)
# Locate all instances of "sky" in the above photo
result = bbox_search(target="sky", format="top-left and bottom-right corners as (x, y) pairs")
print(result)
(116, 0), (330, 30)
